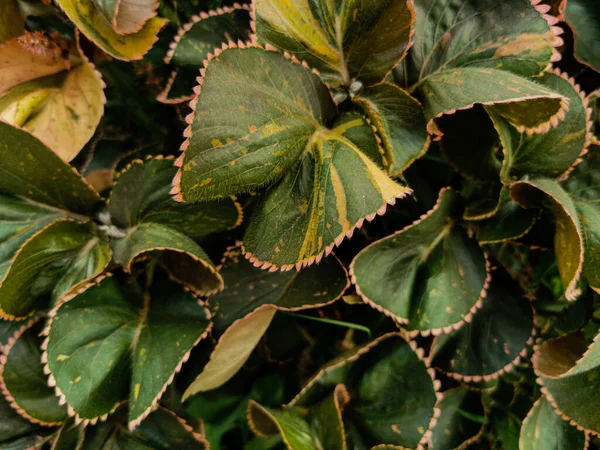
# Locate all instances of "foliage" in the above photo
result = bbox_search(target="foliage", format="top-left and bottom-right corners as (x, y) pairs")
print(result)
(0, 0), (599, 449)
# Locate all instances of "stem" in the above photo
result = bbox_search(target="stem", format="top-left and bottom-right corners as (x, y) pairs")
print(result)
(283, 312), (371, 337)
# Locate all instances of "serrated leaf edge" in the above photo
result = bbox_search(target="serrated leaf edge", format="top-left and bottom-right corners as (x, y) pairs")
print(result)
(531, 0), (565, 66)
(533, 332), (600, 437)
(0, 315), (65, 426)
(111, 0), (160, 36)
(156, 69), (194, 104)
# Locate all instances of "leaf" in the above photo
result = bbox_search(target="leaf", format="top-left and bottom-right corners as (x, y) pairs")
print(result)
(418, 68), (568, 136)
(55, 0), (167, 61)
(487, 71), (592, 181)
(92, 0), (158, 35)
(0, 122), (102, 216)
(254, 0), (414, 87)
(182, 245), (348, 398)
(160, 6), (252, 103)
(563, 0), (600, 72)
(575, 200), (600, 293)
(430, 268), (535, 382)
(397, 0), (561, 85)
(0, 388), (40, 445)
(175, 46), (408, 269)
(292, 333), (439, 449)
(519, 397), (587, 450)
(0, 220), (111, 320)
(533, 331), (600, 435)
(475, 187), (538, 244)
(350, 188), (490, 334)
(0, 0), (24, 43)
(52, 418), (85, 450)
(510, 179), (584, 300)
(79, 407), (208, 449)
(108, 157), (241, 294)
(562, 146), (600, 202)
(43, 272), (212, 427)
(352, 82), (430, 175)
(0, 318), (67, 425)
(247, 385), (348, 450)
(0, 35), (105, 162)
(429, 386), (484, 450)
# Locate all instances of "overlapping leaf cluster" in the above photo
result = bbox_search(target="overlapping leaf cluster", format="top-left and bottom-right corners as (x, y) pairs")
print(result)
(0, 0), (599, 448)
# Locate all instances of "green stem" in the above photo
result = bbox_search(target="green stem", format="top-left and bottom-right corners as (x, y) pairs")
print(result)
(283, 312), (371, 337)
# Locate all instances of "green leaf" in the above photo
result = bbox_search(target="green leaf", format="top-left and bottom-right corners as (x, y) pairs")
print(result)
(563, 0), (600, 73)
(0, 122), (103, 216)
(352, 82), (430, 174)
(510, 179), (584, 300)
(430, 268), (535, 381)
(55, 0), (167, 61)
(90, 0), (158, 35)
(0, 36), (106, 162)
(254, 0), (414, 87)
(351, 188), (490, 334)
(0, 318), (67, 426)
(109, 157), (241, 294)
(176, 46), (408, 269)
(519, 397), (587, 450)
(0, 389), (40, 445)
(562, 146), (600, 202)
(418, 68), (567, 136)
(575, 200), (600, 293)
(247, 385), (348, 450)
(487, 71), (591, 181)
(475, 187), (538, 244)
(429, 386), (484, 450)
(291, 333), (439, 449)
(79, 407), (208, 449)
(52, 418), (85, 450)
(533, 331), (600, 435)
(0, 0), (24, 43)
(44, 272), (212, 427)
(182, 245), (348, 398)
(0, 220), (111, 320)
(160, 6), (251, 103)
(397, 0), (560, 85)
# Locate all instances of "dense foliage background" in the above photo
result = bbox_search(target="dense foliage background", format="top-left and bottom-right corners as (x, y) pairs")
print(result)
(0, 0), (599, 448)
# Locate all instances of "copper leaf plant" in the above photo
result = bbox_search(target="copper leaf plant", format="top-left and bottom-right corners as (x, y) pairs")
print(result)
(0, 0), (600, 449)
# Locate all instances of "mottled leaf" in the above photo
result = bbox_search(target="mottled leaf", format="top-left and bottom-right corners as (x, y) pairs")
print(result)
(563, 0), (600, 72)
(510, 179), (583, 300)
(254, 0), (414, 87)
(519, 397), (586, 450)
(182, 246), (348, 398)
(487, 71), (591, 181)
(429, 386), (484, 450)
(0, 35), (105, 162)
(0, 0), (24, 43)
(0, 122), (102, 216)
(475, 187), (538, 244)
(0, 318), (67, 425)
(0, 220), (111, 320)
(397, 0), (560, 85)
(92, 0), (158, 35)
(160, 7), (251, 103)
(248, 385), (348, 450)
(351, 188), (489, 334)
(352, 82), (429, 174)
(79, 407), (208, 449)
(175, 46), (408, 269)
(44, 273), (212, 427)
(430, 269), (534, 381)
(533, 331), (600, 435)
(55, 0), (167, 61)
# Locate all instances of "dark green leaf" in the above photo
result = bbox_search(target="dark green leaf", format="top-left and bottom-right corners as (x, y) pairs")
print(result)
(44, 273), (212, 427)
(351, 188), (490, 334)
(0, 318), (67, 425)
(563, 0), (600, 73)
